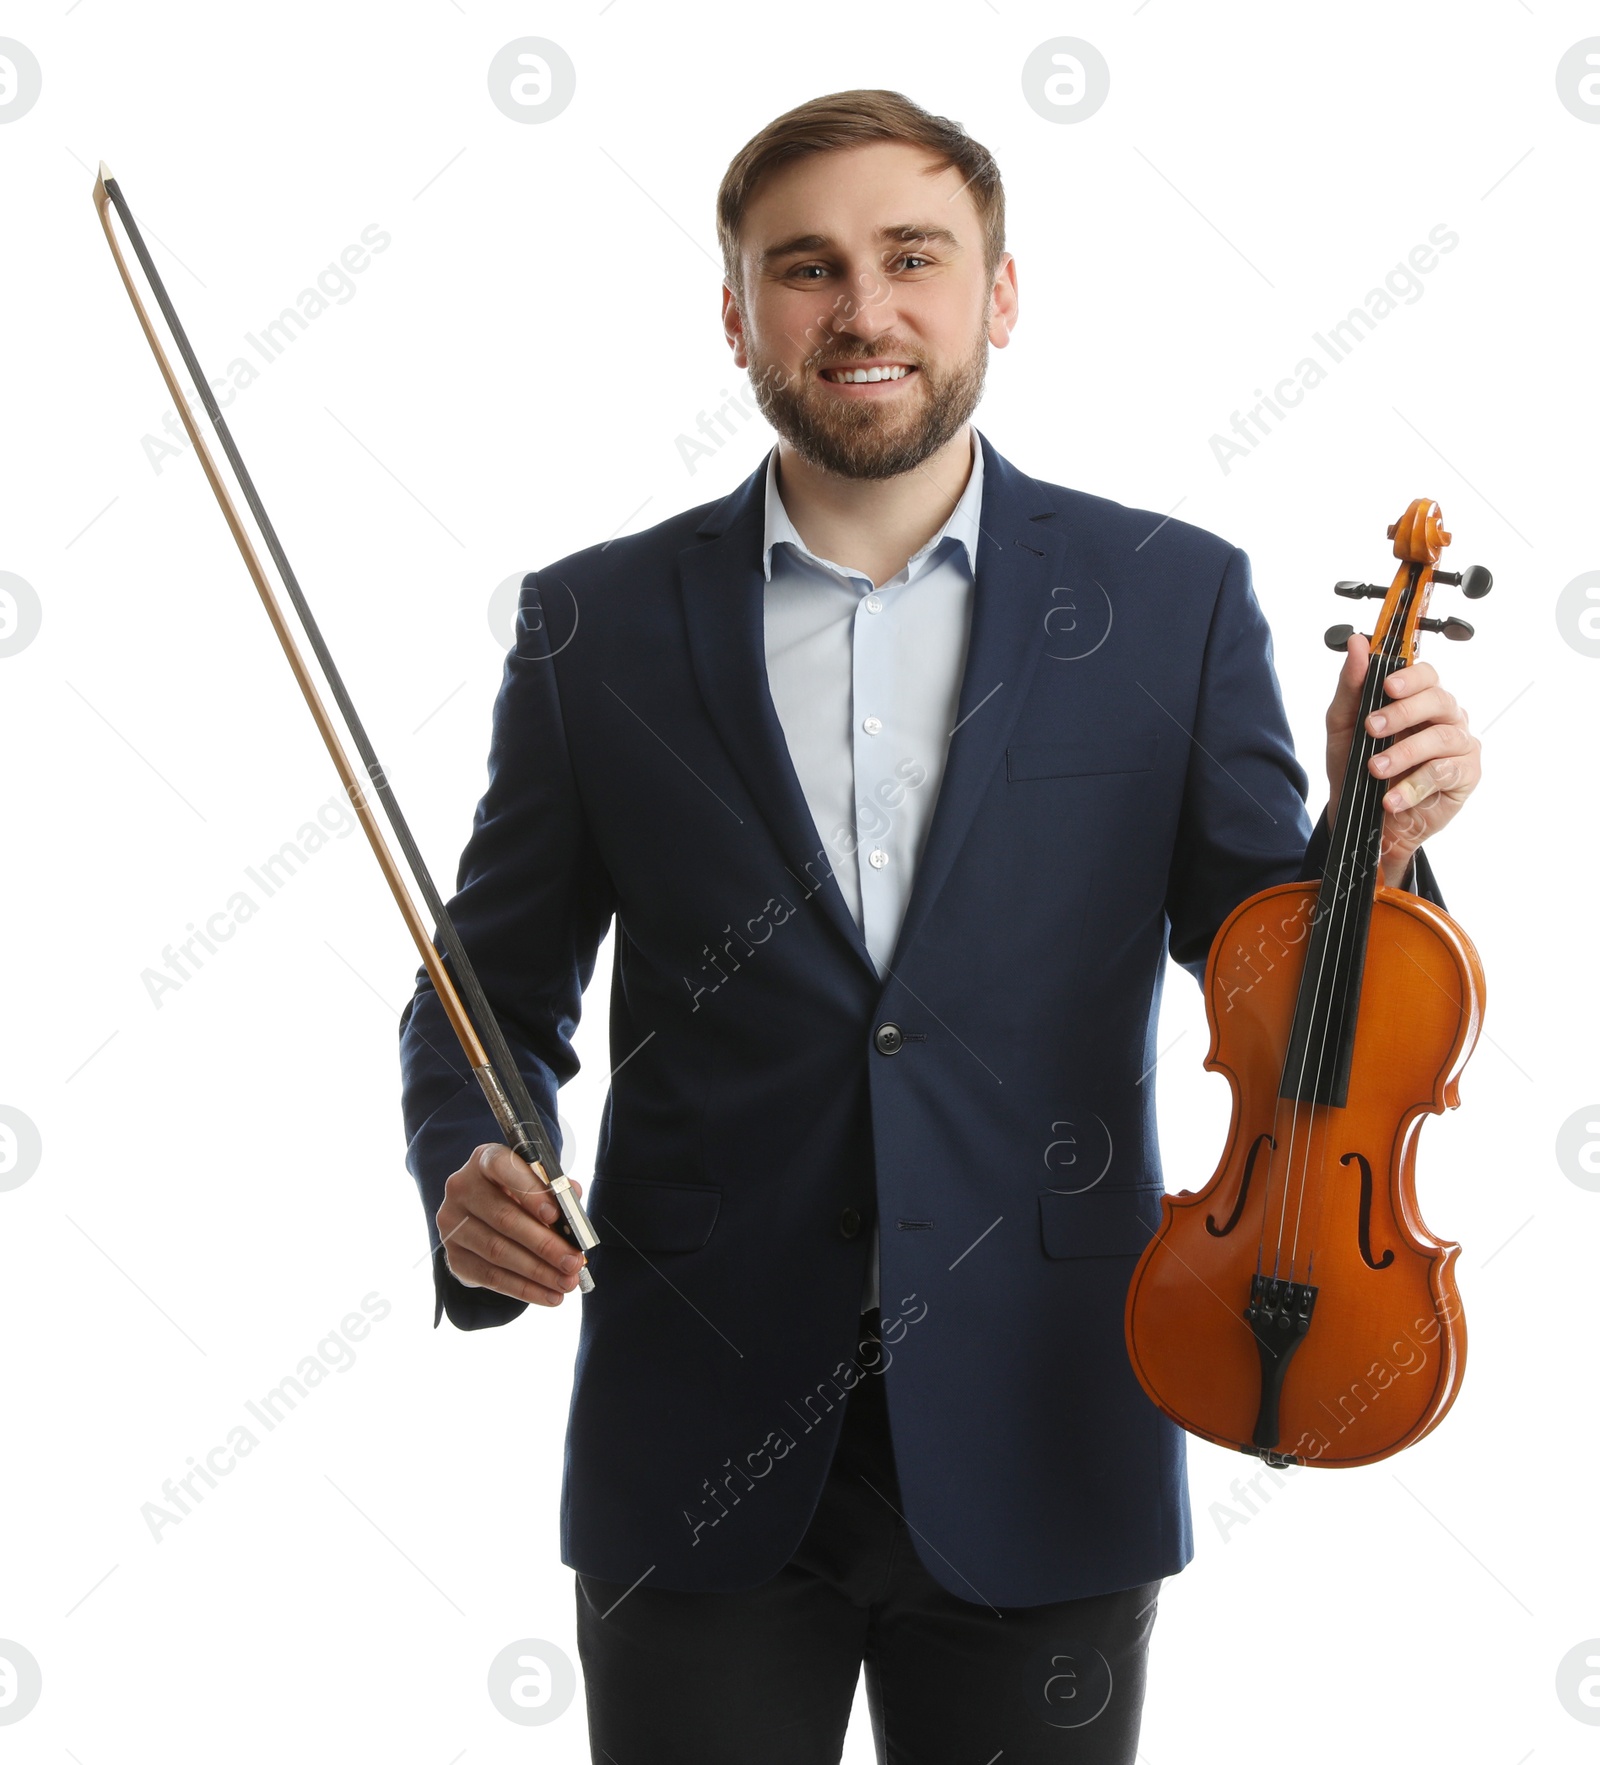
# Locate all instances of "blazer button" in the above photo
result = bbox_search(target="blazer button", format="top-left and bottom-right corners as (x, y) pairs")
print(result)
(874, 1022), (904, 1055)
(839, 1207), (863, 1239)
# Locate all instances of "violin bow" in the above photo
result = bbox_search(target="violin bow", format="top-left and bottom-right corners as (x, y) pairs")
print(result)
(92, 163), (599, 1293)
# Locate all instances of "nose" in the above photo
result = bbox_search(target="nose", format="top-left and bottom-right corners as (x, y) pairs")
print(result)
(825, 257), (902, 344)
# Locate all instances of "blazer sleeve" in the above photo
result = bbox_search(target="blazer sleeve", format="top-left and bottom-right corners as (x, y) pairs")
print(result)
(1295, 810), (1445, 908)
(1163, 546), (1312, 983)
(398, 572), (617, 1330)
(1164, 546), (1443, 985)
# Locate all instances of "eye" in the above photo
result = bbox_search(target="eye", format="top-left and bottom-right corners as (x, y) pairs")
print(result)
(784, 254), (935, 281)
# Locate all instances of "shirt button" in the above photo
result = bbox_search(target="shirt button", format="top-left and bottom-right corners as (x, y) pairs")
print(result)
(868, 847), (888, 869)
(864, 595), (883, 613)
(862, 716), (882, 735)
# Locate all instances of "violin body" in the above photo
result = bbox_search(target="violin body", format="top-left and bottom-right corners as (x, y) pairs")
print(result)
(1124, 497), (1491, 1468)
(1125, 877), (1483, 1466)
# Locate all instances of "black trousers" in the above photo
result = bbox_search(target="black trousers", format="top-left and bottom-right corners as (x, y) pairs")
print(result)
(575, 1311), (1160, 1763)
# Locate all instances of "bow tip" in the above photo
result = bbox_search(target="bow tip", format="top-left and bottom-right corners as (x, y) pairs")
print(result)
(96, 159), (113, 187)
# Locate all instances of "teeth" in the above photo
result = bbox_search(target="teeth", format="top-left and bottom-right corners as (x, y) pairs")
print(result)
(823, 364), (911, 383)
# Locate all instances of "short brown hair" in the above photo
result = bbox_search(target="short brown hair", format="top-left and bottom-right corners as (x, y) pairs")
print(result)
(716, 89), (1005, 304)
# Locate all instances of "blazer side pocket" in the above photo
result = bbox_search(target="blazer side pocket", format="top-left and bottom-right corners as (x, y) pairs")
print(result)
(589, 1175), (722, 1254)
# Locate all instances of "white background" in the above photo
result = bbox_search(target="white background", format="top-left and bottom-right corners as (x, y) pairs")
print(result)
(3, 1), (1597, 1759)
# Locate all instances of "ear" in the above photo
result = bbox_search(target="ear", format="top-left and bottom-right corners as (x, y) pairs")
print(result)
(722, 285), (748, 367)
(987, 253), (1019, 349)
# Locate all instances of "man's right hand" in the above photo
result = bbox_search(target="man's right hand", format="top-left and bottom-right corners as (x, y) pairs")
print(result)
(436, 1143), (588, 1307)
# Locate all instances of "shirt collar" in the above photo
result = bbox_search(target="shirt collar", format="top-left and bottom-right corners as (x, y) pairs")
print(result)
(761, 427), (985, 584)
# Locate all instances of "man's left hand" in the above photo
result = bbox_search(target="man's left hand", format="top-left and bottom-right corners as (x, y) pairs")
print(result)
(1324, 633), (1481, 887)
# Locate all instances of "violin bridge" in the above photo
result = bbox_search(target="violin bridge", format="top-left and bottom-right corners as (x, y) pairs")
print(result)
(1244, 1275), (1319, 1456)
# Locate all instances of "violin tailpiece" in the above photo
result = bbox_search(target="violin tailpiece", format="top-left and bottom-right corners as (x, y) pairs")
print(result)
(1245, 1275), (1319, 1458)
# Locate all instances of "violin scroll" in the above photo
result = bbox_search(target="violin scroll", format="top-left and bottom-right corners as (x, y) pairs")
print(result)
(1324, 499), (1493, 658)
(1387, 497), (1450, 563)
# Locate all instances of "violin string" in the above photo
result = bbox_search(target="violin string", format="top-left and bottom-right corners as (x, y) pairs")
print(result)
(1259, 760), (1364, 1279)
(1279, 588), (1405, 1273)
(1258, 623), (1387, 1278)
(1280, 573), (1415, 1277)
(1289, 601), (1409, 1268)
(1257, 565), (1410, 1280)
(1264, 1090), (1299, 1281)
(1256, 636), (1386, 1279)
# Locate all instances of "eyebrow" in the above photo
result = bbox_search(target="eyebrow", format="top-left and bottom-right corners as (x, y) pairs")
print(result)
(758, 223), (962, 268)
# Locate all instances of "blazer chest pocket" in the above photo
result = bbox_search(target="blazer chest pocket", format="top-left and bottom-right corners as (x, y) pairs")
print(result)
(1007, 736), (1158, 782)
(590, 1176), (721, 1254)
(1037, 1185), (1162, 1259)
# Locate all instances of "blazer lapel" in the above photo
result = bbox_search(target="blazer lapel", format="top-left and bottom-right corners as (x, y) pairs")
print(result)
(677, 457), (879, 978)
(883, 434), (1080, 972)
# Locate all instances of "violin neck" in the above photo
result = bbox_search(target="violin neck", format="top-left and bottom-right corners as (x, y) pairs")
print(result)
(1278, 577), (1418, 1108)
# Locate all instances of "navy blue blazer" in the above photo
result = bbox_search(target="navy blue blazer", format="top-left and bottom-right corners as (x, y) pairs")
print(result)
(398, 432), (1441, 1607)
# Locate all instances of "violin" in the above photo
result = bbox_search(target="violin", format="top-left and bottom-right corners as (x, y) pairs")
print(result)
(1124, 500), (1490, 1467)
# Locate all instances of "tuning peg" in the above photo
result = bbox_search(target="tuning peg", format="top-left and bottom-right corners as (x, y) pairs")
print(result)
(1418, 615), (1474, 641)
(1325, 623), (1358, 651)
(1431, 565), (1493, 598)
(1334, 580), (1385, 599)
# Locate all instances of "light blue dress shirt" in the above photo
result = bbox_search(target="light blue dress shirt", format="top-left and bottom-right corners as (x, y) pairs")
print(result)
(760, 427), (985, 1311)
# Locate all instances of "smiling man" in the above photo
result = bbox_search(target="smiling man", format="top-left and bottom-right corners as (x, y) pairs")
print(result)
(399, 90), (1480, 1764)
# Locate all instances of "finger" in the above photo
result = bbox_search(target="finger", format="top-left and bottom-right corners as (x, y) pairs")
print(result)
(452, 1156), (588, 1270)
(1367, 684), (1459, 739)
(446, 1242), (573, 1307)
(1382, 659), (1438, 700)
(478, 1142), (546, 1205)
(1382, 799), (1433, 852)
(525, 1173), (584, 1230)
(508, 1164), (582, 1235)
(1328, 632), (1371, 726)
(1369, 721), (1477, 792)
(1378, 749), (1477, 816)
(448, 1204), (587, 1293)
(516, 1166), (583, 1204)
(477, 1144), (585, 1223)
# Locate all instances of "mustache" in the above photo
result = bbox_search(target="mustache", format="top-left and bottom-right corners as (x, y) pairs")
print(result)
(805, 344), (925, 371)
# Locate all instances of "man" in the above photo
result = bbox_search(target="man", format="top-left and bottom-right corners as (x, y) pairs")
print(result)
(399, 90), (1479, 1763)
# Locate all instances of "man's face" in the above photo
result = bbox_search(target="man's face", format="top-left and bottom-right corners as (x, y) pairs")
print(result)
(724, 140), (1016, 480)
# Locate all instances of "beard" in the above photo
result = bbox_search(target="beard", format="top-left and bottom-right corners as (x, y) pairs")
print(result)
(744, 317), (989, 481)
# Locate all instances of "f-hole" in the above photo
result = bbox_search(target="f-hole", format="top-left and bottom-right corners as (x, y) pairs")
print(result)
(1208, 1131), (1274, 1237)
(1339, 1150), (1394, 1270)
